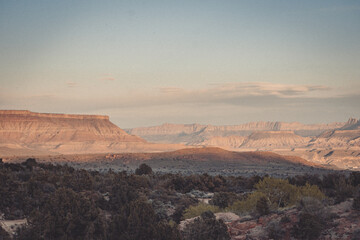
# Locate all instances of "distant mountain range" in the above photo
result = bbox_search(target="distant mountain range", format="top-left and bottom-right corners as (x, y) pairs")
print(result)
(126, 119), (360, 170)
(126, 118), (360, 150)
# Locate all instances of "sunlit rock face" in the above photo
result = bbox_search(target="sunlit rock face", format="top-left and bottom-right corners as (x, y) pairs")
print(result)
(0, 110), (145, 144)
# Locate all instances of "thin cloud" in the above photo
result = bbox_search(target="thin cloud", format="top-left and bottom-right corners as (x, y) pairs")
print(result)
(159, 87), (183, 94)
(66, 81), (77, 88)
(320, 5), (360, 13)
(99, 75), (116, 81)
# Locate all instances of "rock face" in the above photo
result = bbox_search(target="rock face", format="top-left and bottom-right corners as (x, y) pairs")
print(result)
(240, 131), (310, 150)
(127, 120), (360, 150)
(0, 110), (184, 155)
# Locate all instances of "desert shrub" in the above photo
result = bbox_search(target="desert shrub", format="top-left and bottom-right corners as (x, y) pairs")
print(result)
(297, 197), (325, 220)
(183, 202), (220, 219)
(353, 194), (360, 211)
(349, 172), (360, 186)
(210, 192), (237, 209)
(288, 174), (322, 187)
(256, 196), (270, 216)
(109, 178), (138, 211)
(0, 226), (11, 240)
(227, 178), (325, 215)
(266, 220), (284, 240)
(226, 191), (266, 215)
(292, 213), (323, 240)
(352, 229), (360, 240)
(255, 177), (298, 208)
(18, 188), (107, 240)
(299, 183), (325, 200)
(110, 199), (180, 240)
(181, 211), (230, 240)
(135, 163), (153, 175)
(334, 177), (355, 203)
(172, 197), (198, 223)
(280, 215), (291, 224)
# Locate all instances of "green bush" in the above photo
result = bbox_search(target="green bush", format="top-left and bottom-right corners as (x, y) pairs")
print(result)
(299, 183), (325, 200)
(226, 191), (266, 215)
(181, 211), (230, 240)
(135, 163), (153, 175)
(183, 203), (221, 219)
(353, 194), (360, 211)
(210, 192), (237, 208)
(255, 177), (298, 208)
(292, 213), (323, 240)
(256, 196), (270, 216)
(227, 178), (326, 215)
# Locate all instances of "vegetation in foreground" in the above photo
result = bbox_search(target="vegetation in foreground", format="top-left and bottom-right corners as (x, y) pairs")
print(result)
(0, 159), (359, 240)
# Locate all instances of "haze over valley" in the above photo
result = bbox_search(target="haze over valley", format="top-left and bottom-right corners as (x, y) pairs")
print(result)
(1, 1), (360, 239)
(1, 110), (358, 171)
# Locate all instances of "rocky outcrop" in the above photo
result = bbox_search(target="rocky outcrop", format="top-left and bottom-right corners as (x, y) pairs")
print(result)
(240, 131), (310, 150)
(195, 136), (247, 148)
(339, 118), (360, 130)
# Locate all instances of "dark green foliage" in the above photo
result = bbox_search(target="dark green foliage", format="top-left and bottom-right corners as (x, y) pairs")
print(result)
(18, 188), (107, 240)
(267, 220), (284, 240)
(353, 194), (360, 211)
(0, 227), (11, 240)
(334, 177), (355, 203)
(349, 172), (360, 186)
(352, 229), (360, 240)
(210, 192), (237, 208)
(256, 196), (270, 216)
(109, 199), (180, 240)
(292, 213), (323, 240)
(288, 174), (322, 187)
(22, 158), (37, 170)
(109, 177), (138, 211)
(135, 163), (153, 175)
(181, 211), (230, 240)
(1, 159), (357, 240)
(171, 197), (198, 223)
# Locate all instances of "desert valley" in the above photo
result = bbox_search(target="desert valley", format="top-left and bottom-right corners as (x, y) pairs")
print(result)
(1, 1), (360, 239)
(1, 110), (359, 172)
(1, 110), (360, 240)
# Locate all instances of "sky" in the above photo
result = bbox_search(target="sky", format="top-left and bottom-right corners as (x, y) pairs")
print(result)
(0, 0), (359, 128)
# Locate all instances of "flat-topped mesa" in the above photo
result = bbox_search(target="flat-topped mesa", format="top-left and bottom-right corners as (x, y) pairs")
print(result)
(0, 110), (109, 120)
(0, 110), (145, 145)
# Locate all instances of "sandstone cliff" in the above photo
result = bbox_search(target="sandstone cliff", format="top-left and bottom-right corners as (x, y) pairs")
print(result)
(0, 110), (144, 143)
(240, 131), (310, 149)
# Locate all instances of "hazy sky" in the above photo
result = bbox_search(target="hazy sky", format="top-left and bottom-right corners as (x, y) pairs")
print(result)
(1, 0), (359, 128)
